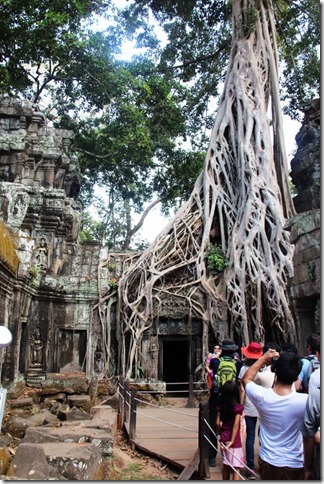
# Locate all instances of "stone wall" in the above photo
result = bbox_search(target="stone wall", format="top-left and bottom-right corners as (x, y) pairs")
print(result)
(290, 98), (320, 213)
(288, 98), (320, 348)
(0, 95), (104, 385)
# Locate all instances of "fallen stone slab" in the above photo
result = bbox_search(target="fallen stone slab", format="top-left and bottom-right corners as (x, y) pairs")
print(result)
(87, 405), (117, 435)
(8, 397), (34, 409)
(23, 423), (113, 456)
(57, 405), (91, 421)
(66, 395), (91, 413)
(2, 409), (61, 438)
(7, 443), (66, 480)
(9, 441), (104, 480)
(34, 373), (90, 395)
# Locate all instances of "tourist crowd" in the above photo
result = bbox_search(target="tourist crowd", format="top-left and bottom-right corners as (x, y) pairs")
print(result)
(206, 332), (320, 480)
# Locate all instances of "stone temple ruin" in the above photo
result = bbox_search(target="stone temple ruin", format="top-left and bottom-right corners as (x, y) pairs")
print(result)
(0, 94), (320, 390)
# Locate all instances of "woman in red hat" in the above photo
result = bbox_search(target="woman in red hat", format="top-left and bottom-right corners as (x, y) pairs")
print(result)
(238, 342), (263, 479)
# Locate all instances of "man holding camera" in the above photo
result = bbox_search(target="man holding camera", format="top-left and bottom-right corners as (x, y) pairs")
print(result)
(242, 348), (308, 480)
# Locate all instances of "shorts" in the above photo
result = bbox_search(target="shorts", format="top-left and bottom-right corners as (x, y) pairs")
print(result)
(221, 446), (245, 468)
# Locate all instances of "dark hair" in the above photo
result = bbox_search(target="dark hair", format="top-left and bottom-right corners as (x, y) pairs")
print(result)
(281, 342), (300, 356)
(263, 341), (281, 353)
(307, 333), (320, 354)
(272, 350), (302, 385)
(218, 380), (240, 423)
(243, 358), (259, 367)
(221, 349), (235, 357)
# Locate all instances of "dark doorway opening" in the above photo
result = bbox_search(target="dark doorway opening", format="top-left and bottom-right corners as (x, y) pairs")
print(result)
(163, 339), (189, 396)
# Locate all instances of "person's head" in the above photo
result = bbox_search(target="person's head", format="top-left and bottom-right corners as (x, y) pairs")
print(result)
(306, 333), (320, 355)
(221, 338), (238, 357)
(241, 342), (263, 364)
(271, 350), (302, 385)
(312, 336), (320, 360)
(219, 380), (240, 421)
(263, 341), (281, 354)
(213, 344), (221, 354)
(281, 342), (300, 355)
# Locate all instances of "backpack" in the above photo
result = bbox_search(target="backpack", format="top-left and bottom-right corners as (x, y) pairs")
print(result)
(301, 356), (320, 392)
(216, 357), (237, 390)
(307, 356), (320, 376)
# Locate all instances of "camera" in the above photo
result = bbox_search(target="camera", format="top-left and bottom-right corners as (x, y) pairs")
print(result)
(270, 356), (279, 373)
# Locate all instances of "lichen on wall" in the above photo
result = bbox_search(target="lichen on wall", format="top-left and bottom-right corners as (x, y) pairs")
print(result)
(0, 221), (20, 275)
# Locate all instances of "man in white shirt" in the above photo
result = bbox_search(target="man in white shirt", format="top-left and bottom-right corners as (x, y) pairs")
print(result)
(242, 348), (308, 480)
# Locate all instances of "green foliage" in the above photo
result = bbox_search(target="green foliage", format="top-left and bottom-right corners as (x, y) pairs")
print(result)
(206, 244), (229, 275)
(240, 7), (258, 36)
(28, 265), (40, 279)
(79, 213), (105, 243)
(127, 0), (319, 119)
(0, 0), (111, 99)
(120, 462), (158, 480)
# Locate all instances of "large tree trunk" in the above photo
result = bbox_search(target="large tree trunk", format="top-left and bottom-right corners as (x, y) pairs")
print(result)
(103, 0), (298, 378)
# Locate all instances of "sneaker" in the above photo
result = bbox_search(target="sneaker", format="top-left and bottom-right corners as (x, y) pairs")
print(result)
(209, 457), (216, 467)
(247, 472), (256, 479)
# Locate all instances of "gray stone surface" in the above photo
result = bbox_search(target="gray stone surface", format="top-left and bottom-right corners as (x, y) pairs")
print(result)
(9, 441), (103, 480)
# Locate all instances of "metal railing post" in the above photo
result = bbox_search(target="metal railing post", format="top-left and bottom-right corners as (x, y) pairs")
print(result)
(117, 376), (125, 430)
(124, 380), (130, 422)
(187, 375), (194, 408)
(129, 386), (137, 442)
(198, 401), (210, 479)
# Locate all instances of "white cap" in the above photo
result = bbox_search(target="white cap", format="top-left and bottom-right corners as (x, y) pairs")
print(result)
(0, 326), (12, 348)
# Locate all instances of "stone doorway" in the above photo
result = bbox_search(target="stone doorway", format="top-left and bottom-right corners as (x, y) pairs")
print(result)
(160, 337), (190, 397)
(57, 329), (87, 373)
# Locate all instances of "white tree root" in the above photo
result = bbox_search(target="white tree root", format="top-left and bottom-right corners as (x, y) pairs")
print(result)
(98, 0), (298, 379)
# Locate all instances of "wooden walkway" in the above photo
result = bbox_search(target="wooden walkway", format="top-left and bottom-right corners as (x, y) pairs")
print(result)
(123, 398), (259, 480)
(126, 405), (199, 469)
(123, 399), (223, 479)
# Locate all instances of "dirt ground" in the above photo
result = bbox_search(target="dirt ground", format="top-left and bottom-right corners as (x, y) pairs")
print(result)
(106, 429), (180, 480)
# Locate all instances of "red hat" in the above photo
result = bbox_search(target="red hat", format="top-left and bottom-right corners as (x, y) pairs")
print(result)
(241, 342), (263, 359)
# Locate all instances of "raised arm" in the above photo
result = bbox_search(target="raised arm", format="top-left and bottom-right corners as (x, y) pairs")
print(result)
(242, 349), (279, 387)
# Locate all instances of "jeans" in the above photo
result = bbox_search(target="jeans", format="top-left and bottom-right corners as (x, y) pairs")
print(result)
(245, 415), (258, 470)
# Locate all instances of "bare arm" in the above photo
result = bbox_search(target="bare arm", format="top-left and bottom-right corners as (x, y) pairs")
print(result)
(294, 379), (302, 391)
(225, 413), (240, 448)
(239, 380), (245, 405)
(216, 412), (221, 434)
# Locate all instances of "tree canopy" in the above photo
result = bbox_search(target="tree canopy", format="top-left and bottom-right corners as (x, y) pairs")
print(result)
(0, 0), (320, 248)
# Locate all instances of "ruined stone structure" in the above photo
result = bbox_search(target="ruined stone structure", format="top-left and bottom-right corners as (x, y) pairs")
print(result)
(0, 95), (104, 386)
(288, 98), (320, 344)
(0, 95), (320, 388)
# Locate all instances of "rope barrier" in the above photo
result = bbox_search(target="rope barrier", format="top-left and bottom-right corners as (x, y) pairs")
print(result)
(118, 378), (260, 480)
(136, 389), (208, 394)
(203, 418), (261, 480)
(134, 409), (198, 433)
(134, 395), (199, 418)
